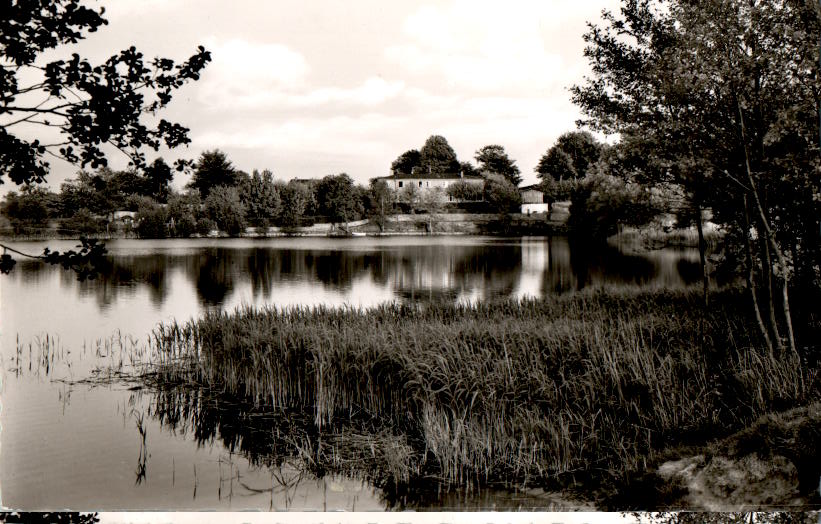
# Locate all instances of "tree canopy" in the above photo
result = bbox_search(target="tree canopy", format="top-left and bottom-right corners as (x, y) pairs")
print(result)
(0, 0), (210, 277)
(571, 0), (821, 352)
(0, 0), (211, 186)
(188, 150), (238, 199)
(475, 145), (521, 186)
(536, 131), (601, 182)
(419, 135), (461, 176)
(391, 149), (421, 175)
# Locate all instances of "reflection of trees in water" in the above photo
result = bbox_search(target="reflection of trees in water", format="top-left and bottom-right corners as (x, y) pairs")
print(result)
(542, 237), (576, 294)
(567, 239), (659, 291)
(187, 249), (237, 306)
(29, 240), (699, 312)
(50, 254), (170, 309)
(376, 244), (523, 302)
(145, 384), (419, 509)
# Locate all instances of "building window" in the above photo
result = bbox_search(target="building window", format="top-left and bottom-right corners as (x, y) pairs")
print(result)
(398, 181), (403, 187)
(426, 181), (429, 187)
(419, 181), (422, 187)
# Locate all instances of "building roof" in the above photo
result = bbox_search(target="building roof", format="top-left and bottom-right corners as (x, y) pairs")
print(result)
(379, 173), (485, 181)
(519, 184), (544, 192)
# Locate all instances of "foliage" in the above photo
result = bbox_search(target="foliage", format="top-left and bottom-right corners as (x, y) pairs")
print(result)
(536, 146), (576, 182)
(41, 238), (108, 280)
(316, 173), (362, 223)
(536, 131), (601, 182)
(134, 197), (167, 238)
(0, 512), (100, 524)
(571, 0), (821, 352)
(391, 149), (421, 175)
(188, 150), (238, 199)
(569, 173), (661, 242)
(204, 185), (246, 236)
(58, 170), (110, 216)
(240, 169), (280, 227)
(0, 0), (210, 186)
(459, 161), (481, 178)
(364, 178), (393, 219)
(483, 174), (522, 214)
(59, 208), (103, 235)
(166, 191), (201, 238)
(277, 180), (315, 228)
(539, 177), (576, 205)
(632, 513), (819, 524)
(397, 184), (421, 210)
(1, 186), (52, 234)
(475, 144), (521, 186)
(446, 180), (484, 202)
(419, 135), (461, 176)
(195, 217), (215, 236)
(143, 158), (174, 203)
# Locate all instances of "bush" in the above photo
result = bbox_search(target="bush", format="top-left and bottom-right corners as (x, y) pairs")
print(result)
(135, 202), (168, 238)
(60, 208), (104, 235)
(204, 186), (247, 236)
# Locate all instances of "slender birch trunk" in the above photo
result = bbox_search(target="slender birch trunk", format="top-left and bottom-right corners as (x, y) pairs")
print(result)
(738, 100), (797, 354)
(744, 195), (774, 357)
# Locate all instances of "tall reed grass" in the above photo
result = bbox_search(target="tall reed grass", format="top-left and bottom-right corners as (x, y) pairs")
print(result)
(147, 288), (819, 488)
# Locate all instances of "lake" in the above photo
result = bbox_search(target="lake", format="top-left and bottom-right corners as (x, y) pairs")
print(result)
(0, 236), (700, 510)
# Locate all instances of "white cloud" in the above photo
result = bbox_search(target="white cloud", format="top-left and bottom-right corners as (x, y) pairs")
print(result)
(385, 0), (613, 93)
(197, 38), (310, 108)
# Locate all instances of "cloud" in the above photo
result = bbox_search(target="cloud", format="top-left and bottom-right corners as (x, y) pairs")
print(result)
(385, 0), (613, 93)
(197, 38), (310, 108)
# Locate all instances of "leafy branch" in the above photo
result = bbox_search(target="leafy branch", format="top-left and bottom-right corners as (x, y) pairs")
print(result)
(0, 238), (108, 280)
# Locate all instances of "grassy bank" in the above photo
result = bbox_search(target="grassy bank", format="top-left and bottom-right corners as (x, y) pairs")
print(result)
(146, 288), (819, 503)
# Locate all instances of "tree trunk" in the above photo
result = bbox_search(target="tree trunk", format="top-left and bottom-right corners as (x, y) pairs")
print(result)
(695, 203), (709, 307)
(758, 230), (783, 351)
(738, 100), (798, 354)
(744, 195), (774, 357)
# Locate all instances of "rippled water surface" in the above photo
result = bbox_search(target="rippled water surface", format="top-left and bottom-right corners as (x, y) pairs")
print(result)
(0, 236), (699, 510)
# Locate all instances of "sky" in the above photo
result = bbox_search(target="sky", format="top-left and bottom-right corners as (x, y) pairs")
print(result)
(9, 0), (624, 194)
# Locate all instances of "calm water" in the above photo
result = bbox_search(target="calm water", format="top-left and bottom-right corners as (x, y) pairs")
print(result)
(0, 236), (700, 510)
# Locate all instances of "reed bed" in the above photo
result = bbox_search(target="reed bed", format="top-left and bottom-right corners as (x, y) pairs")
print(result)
(147, 288), (819, 488)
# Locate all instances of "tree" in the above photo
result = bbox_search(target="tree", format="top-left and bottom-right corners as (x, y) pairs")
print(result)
(134, 197), (167, 238)
(315, 173), (361, 224)
(475, 145), (522, 186)
(484, 174), (521, 215)
(397, 183), (421, 210)
(536, 131), (601, 182)
(0, 0), (210, 276)
(571, 0), (821, 352)
(204, 185), (246, 236)
(391, 149), (421, 175)
(188, 150), (238, 199)
(1, 186), (53, 234)
(365, 178), (393, 230)
(446, 180), (483, 202)
(166, 190), (201, 238)
(277, 180), (315, 228)
(419, 135), (460, 176)
(536, 147), (576, 182)
(240, 169), (280, 229)
(418, 187), (448, 233)
(459, 161), (482, 178)
(0, 1), (210, 186)
(143, 158), (174, 203)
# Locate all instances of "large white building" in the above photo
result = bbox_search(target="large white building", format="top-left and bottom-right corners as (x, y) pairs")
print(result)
(380, 170), (485, 202)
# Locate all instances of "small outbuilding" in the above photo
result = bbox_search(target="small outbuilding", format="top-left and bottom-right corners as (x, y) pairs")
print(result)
(519, 184), (549, 215)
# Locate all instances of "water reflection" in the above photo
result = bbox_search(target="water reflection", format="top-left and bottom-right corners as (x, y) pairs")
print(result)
(9, 237), (699, 314)
(144, 384), (414, 509)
